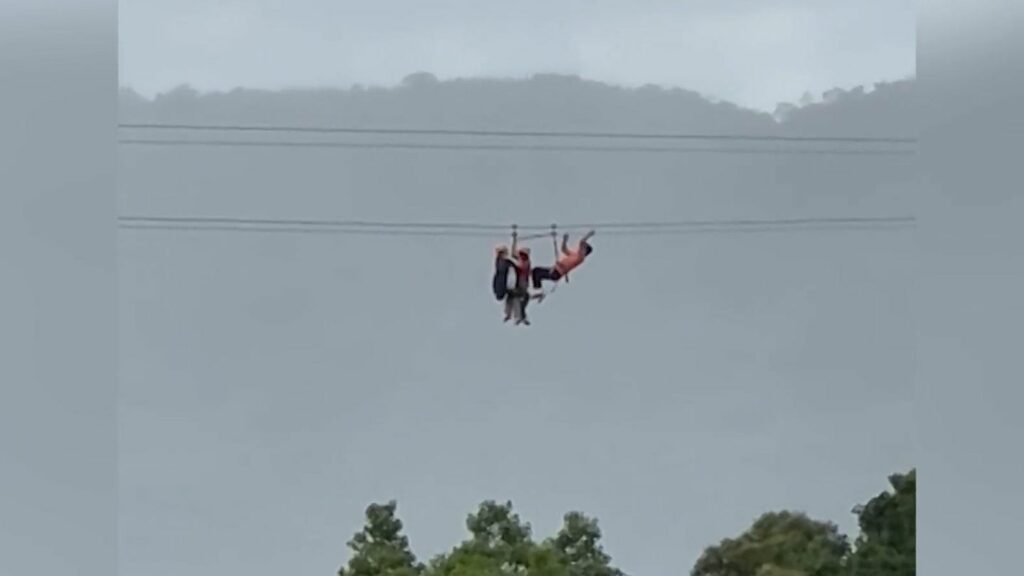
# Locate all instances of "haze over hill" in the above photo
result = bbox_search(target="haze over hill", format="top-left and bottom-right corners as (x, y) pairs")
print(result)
(120, 73), (915, 137)
(118, 0), (916, 112)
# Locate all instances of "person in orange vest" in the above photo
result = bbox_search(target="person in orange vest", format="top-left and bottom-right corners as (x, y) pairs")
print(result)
(493, 239), (543, 325)
(507, 245), (540, 325)
(531, 230), (595, 289)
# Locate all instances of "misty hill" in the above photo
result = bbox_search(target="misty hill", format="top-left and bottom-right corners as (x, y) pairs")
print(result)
(119, 73), (915, 138)
(118, 74), (916, 225)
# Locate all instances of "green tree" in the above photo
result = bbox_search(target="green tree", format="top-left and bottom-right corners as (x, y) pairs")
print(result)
(527, 547), (571, 576)
(428, 548), (506, 576)
(339, 501), (422, 576)
(465, 500), (535, 571)
(429, 501), (537, 576)
(848, 469), (915, 576)
(427, 546), (568, 576)
(548, 512), (624, 576)
(691, 511), (850, 576)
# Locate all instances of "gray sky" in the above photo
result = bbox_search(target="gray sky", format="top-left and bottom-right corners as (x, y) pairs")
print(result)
(119, 0), (915, 111)
(118, 80), (916, 576)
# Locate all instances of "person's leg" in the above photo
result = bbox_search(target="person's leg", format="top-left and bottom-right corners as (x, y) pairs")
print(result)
(507, 287), (529, 325)
(516, 301), (530, 325)
(531, 267), (557, 289)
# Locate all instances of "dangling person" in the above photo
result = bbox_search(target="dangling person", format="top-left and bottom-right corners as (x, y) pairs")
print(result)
(531, 230), (595, 289)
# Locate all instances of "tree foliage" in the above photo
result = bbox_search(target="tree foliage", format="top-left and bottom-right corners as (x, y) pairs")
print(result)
(426, 501), (587, 576)
(848, 470), (916, 576)
(548, 512), (623, 576)
(463, 500), (534, 572)
(336, 470), (915, 576)
(339, 501), (422, 576)
(691, 511), (850, 576)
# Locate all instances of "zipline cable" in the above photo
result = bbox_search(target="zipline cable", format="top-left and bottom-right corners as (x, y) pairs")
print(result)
(118, 214), (916, 231)
(118, 138), (916, 157)
(118, 215), (916, 237)
(118, 122), (918, 145)
(117, 223), (913, 237)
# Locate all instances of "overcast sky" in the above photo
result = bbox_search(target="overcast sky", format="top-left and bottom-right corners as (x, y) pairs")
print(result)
(115, 4), (918, 576)
(117, 78), (917, 576)
(119, 0), (916, 111)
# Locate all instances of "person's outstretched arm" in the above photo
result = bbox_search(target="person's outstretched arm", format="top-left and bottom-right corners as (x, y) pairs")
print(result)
(578, 230), (596, 250)
(561, 233), (571, 255)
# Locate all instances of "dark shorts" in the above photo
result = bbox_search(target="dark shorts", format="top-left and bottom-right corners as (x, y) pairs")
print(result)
(531, 267), (563, 289)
